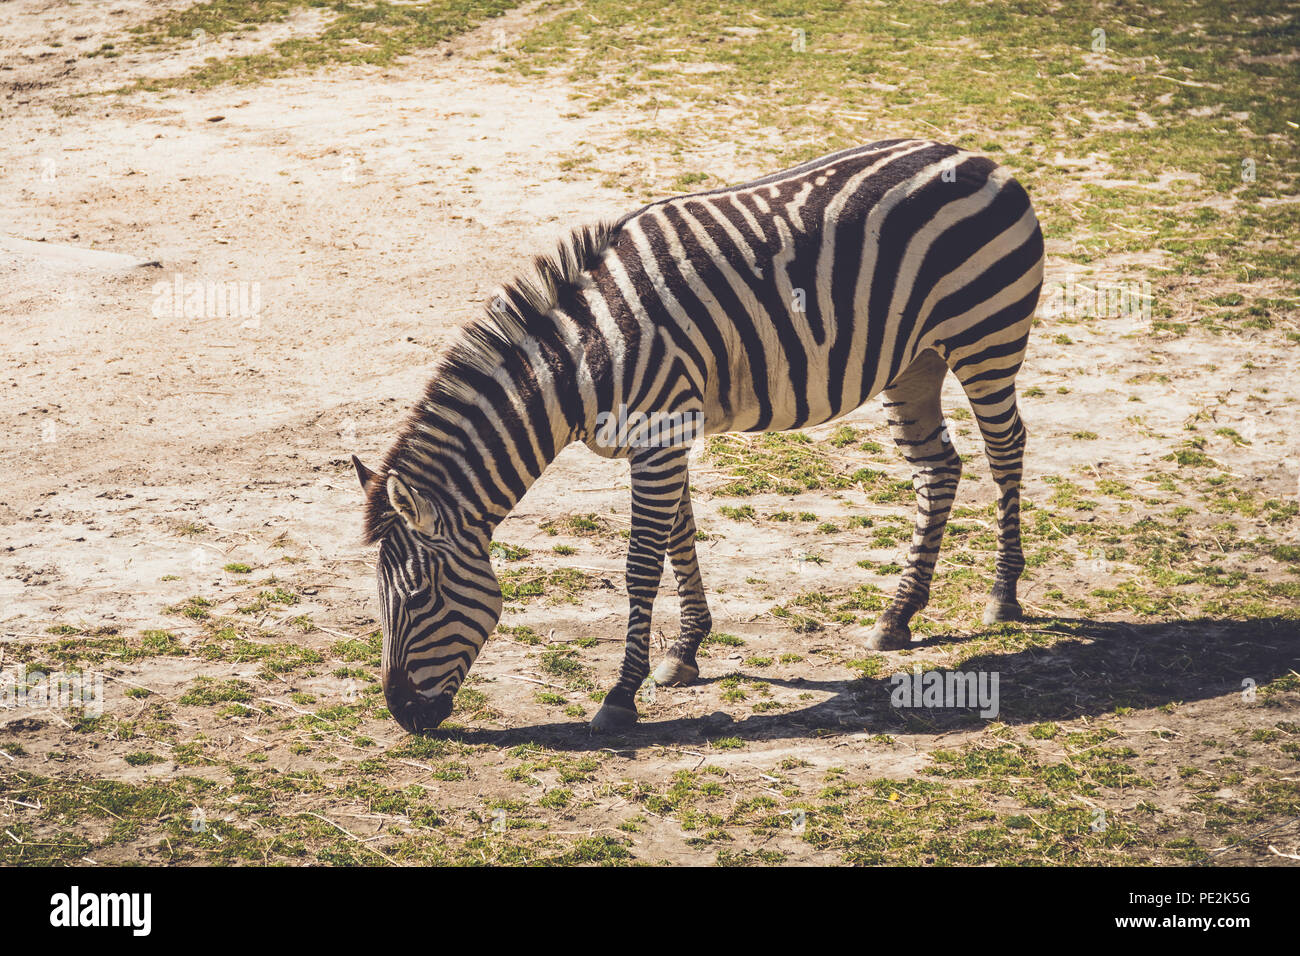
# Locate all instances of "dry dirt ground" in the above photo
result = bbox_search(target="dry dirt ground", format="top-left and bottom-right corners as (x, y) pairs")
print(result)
(1, 1), (1297, 865)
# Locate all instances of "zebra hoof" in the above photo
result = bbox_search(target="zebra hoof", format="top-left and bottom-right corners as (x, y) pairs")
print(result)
(982, 600), (1023, 626)
(652, 657), (699, 686)
(589, 701), (638, 733)
(865, 621), (911, 650)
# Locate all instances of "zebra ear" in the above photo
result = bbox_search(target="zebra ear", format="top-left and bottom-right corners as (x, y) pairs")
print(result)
(352, 455), (377, 491)
(386, 473), (442, 538)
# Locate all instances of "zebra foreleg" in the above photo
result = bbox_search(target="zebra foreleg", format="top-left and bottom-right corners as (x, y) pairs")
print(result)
(653, 479), (712, 686)
(866, 351), (962, 651)
(590, 446), (690, 732)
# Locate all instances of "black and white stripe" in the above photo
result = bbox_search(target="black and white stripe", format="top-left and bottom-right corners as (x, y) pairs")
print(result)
(353, 139), (1044, 733)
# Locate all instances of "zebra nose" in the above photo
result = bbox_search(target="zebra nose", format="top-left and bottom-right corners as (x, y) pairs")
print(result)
(383, 672), (454, 733)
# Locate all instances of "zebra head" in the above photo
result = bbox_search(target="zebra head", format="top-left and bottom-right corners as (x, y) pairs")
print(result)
(353, 456), (503, 733)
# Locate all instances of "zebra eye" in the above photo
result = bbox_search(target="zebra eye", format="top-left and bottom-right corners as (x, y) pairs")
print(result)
(403, 553), (438, 598)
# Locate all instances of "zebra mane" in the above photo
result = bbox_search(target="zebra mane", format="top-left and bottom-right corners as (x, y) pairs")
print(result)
(430, 219), (619, 406)
(362, 219), (622, 544)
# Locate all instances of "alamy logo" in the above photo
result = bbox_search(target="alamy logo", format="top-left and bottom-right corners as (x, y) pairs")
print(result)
(150, 272), (262, 323)
(1, 666), (103, 716)
(49, 886), (151, 936)
(1037, 277), (1152, 321)
(889, 665), (1000, 718)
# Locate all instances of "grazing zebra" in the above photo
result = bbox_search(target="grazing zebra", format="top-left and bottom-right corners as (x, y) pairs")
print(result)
(352, 139), (1044, 733)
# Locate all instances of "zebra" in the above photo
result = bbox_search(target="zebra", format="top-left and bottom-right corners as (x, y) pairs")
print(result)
(351, 138), (1044, 734)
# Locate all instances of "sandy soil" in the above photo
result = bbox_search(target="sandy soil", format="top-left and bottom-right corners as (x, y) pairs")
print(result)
(1, 1), (1297, 865)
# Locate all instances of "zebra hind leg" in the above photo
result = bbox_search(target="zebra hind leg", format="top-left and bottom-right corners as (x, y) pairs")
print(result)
(957, 374), (1028, 626)
(866, 350), (962, 651)
(652, 480), (712, 686)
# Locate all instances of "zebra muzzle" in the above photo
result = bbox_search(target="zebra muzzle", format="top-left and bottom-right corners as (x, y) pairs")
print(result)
(384, 672), (455, 733)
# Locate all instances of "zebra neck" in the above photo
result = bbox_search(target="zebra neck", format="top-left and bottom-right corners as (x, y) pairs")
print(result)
(414, 324), (595, 535)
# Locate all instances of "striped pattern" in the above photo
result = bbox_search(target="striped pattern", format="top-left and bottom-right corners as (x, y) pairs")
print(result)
(355, 139), (1044, 733)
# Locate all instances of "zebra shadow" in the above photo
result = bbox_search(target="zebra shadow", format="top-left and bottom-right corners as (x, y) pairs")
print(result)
(444, 615), (1299, 752)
